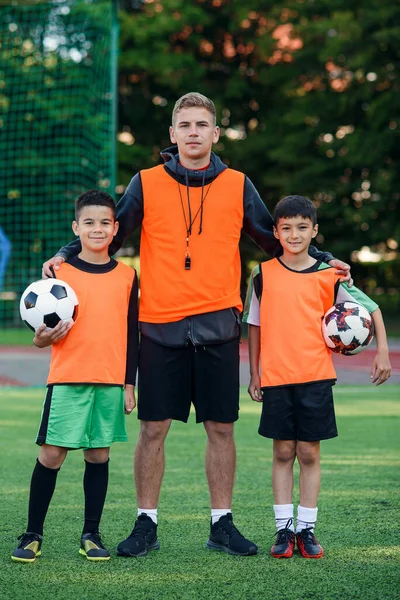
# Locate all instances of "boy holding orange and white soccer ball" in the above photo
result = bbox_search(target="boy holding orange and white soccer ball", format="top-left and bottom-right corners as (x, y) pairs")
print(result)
(243, 195), (391, 559)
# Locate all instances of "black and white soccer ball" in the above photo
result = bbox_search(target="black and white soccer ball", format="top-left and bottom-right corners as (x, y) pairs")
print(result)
(322, 301), (374, 355)
(20, 279), (79, 332)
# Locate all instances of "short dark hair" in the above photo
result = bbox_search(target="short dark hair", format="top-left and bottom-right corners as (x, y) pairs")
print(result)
(75, 189), (116, 221)
(274, 195), (317, 226)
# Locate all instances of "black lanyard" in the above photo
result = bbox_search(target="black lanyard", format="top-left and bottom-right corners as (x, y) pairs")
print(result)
(177, 179), (213, 270)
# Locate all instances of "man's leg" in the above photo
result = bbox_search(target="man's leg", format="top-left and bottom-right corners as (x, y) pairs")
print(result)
(204, 420), (235, 509)
(192, 339), (256, 555)
(194, 340), (239, 512)
(204, 420), (257, 556)
(117, 419), (171, 557)
(117, 336), (191, 557)
(134, 419), (172, 508)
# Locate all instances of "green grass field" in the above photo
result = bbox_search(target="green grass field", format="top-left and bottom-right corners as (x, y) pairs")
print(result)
(1, 386), (399, 600)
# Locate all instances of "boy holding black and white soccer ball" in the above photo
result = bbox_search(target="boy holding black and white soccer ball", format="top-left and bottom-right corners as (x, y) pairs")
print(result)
(11, 190), (138, 563)
(244, 195), (391, 560)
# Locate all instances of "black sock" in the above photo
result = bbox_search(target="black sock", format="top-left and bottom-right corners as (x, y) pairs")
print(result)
(82, 459), (109, 535)
(27, 459), (60, 536)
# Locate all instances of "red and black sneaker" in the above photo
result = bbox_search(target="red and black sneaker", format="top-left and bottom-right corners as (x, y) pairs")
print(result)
(296, 528), (324, 559)
(271, 520), (295, 558)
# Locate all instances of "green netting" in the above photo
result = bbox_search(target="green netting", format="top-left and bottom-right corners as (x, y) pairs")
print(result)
(0, 0), (117, 342)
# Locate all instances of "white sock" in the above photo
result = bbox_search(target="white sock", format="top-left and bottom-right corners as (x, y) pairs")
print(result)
(211, 509), (231, 525)
(273, 504), (294, 532)
(296, 505), (318, 533)
(138, 508), (158, 524)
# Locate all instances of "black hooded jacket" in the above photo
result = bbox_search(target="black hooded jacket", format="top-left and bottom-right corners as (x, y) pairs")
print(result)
(58, 146), (333, 346)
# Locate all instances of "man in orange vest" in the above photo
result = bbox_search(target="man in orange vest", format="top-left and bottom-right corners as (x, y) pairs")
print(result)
(42, 93), (351, 557)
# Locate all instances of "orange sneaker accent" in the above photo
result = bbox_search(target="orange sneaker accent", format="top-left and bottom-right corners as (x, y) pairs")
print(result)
(271, 528), (295, 558)
(296, 529), (324, 559)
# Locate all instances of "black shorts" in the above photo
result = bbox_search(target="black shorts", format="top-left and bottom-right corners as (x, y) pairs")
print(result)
(138, 335), (240, 423)
(258, 381), (338, 442)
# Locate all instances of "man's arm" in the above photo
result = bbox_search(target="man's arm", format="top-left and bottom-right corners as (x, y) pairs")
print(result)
(242, 177), (352, 282)
(42, 174), (144, 276)
(242, 177), (332, 260)
(61, 173), (144, 259)
(109, 173), (144, 256)
(242, 177), (278, 256)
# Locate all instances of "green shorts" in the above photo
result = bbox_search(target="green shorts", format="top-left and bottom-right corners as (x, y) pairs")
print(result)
(36, 384), (128, 449)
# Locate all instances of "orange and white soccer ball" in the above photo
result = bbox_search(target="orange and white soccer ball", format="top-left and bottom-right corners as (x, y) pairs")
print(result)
(322, 301), (374, 355)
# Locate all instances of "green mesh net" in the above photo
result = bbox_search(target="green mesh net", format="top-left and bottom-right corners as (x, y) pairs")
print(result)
(0, 0), (117, 343)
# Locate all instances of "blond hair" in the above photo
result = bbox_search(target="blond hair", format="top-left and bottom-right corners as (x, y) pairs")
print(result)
(172, 92), (216, 126)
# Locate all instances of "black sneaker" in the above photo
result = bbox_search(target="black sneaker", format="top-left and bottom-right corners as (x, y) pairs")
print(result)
(79, 532), (110, 561)
(271, 529), (295, 558)
(206, 513), (258, 556)
(11, 532), (42, 563)
(271, 519), (295, 558)
(296, 528), (324, 559)
(117, 514), (160, 557)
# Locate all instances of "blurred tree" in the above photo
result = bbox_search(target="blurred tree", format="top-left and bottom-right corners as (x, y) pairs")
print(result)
(116, 0), (399, 298)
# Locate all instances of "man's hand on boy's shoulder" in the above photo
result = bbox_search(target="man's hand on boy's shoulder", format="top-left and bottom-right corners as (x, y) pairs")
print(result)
(33, 321), (73, 348)
(124, 384), (136, 414)
(42, 255), (65, 278)
(248, 374), (263, 403)
(328, 259), (353, 287)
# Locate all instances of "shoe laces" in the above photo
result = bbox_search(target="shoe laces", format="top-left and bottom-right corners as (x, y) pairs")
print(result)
(216, 514), (243, 539)
(130, 514), (155, 537)
(298, 527), (317, 544)
(84, 531), (105, 549)
(274, 518), (294, 544)
(17, 532), (41, 546)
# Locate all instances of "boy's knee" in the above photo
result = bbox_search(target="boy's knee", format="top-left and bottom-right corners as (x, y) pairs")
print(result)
(39, 444), (67, 469)
(274, 441), (296, 464)
(296, 442), (320, 465)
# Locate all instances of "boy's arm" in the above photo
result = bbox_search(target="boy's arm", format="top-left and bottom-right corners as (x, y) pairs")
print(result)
(370, 308), (391, 386)
(124, 384), (136, 415)
(335, 280), (378, 312)
(248, 324), (262, 402)
(124, 274), (139, 413)
(33, 321), (73, 348)
(125, 273), (139, 387)
(336, 282), (391, 385)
